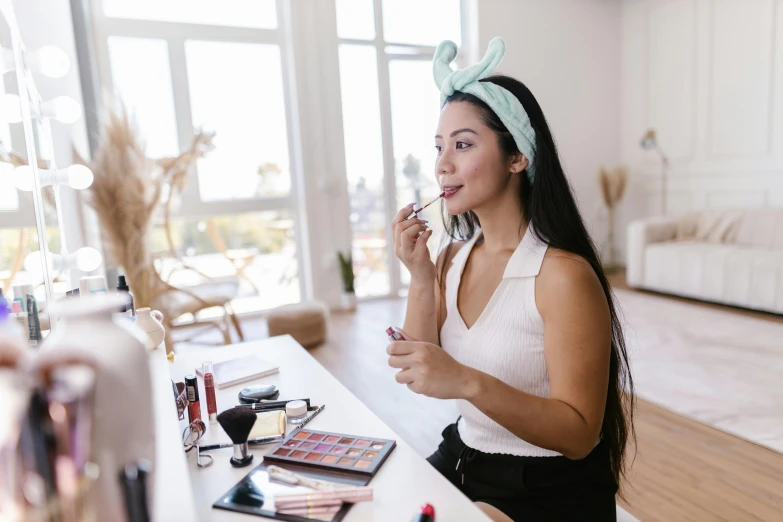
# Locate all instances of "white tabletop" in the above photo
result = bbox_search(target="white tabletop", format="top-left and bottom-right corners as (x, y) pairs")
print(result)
(167, 335), (491, 522)
(149, 346), (198, 521)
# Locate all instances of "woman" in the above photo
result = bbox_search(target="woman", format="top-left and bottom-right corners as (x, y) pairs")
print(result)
(388, 38), (634, 522)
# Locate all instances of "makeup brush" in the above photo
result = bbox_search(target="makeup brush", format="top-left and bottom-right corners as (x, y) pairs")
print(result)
(217, 407), (257, 467)
(406, 192), (445, 220)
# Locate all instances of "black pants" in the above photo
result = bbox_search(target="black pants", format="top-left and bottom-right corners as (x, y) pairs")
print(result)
(427, 423), (618, 521)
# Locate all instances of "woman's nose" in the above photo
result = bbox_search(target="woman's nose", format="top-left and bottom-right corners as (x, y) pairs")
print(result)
(436, 149), (455, 175)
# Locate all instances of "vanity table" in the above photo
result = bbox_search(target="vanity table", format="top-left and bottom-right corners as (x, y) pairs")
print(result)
(156, 335), (492, 521)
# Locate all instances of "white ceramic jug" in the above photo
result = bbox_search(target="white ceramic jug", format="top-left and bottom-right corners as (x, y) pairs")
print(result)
(41, 294), (155, 522)
(134, 308), (165, 349)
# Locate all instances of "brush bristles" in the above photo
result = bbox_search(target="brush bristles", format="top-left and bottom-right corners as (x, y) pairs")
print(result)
(217, 407), (258, 444)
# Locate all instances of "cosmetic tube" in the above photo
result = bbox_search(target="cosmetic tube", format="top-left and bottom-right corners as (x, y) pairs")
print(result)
(184, 374), (201, 423)
(27, 294), (42, 347)
(386, 326), (403, 342)
(202, 361), (217, 424)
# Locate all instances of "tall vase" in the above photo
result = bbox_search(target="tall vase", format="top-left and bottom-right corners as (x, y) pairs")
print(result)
(608, 205), (616, 268)
(41, 294), (155, 521)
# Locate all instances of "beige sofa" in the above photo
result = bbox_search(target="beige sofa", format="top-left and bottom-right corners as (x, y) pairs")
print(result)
(626, 209), (783, 314)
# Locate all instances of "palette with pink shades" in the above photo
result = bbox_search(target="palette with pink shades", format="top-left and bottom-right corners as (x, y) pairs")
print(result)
(263, 429), (396, 476)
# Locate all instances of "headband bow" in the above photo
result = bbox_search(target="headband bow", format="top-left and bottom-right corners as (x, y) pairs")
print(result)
(433, 37), (537, 182)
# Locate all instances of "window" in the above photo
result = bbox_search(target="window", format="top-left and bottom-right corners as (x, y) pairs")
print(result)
(100, 0), (277, 29)
(148, 210), (298, 313)
(106, 37), (179, 158)
(92, 0), (300, 312)
(90, 0), (470, 308)
(185, 41), (291, 201)
(337, 0), (463, 296)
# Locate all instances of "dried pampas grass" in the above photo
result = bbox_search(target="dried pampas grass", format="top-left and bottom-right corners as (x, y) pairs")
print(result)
(74, 103), (214, 309)
(599, 165), (628, 209)
(598, 165), (629, 270)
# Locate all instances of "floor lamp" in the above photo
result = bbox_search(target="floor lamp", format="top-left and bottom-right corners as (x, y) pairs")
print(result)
(640, 128), (669, 215)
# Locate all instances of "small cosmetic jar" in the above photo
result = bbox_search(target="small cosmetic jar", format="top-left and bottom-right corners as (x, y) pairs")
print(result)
(286, 400), (308, 424)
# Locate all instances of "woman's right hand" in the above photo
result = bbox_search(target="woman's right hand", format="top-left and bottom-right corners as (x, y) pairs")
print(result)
(392, 203), (435, 281)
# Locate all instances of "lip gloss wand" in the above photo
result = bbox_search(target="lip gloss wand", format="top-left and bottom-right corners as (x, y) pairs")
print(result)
(406, 192), (445, 220)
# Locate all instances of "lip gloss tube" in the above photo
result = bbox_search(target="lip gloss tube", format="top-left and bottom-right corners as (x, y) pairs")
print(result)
(185, 374), (201, 423)
(386, 327), (403, 342)
(202, 361), (218, 424)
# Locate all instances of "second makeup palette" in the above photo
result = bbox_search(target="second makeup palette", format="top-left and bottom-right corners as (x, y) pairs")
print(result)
(262, 429), (396, 476)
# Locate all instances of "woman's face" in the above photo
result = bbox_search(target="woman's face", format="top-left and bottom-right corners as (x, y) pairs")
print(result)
(434, 101), (526, 216)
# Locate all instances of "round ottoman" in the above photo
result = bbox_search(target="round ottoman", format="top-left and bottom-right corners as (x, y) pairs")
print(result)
(266, 301), (328, 348)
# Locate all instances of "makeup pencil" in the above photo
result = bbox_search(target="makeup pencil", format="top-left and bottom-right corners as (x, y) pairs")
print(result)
(295, 404), (325, 430)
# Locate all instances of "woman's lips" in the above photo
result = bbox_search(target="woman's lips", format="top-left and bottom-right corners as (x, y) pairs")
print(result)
(442, 186), (462, 198)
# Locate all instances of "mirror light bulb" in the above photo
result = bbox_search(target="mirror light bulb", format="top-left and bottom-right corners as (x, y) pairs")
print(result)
(67, 165), (93, 190)
(75, 247), (102, 272)
(23, 251), (49, 277)
(2, 93), (22, 123)
(14, 165), (34, 191)
(42, 96), (81, 124)
(30, 46), (70, 78)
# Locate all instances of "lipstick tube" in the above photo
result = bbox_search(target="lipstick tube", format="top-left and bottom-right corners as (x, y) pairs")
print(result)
(202, 361), (217, 424)
(184, 374), (201, 423)
(386, 326), (403, 342)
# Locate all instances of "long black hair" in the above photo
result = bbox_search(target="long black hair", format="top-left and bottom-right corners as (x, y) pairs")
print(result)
(437, 75), (635, 490)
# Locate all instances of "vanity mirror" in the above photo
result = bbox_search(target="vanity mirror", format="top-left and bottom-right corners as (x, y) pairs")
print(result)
(0, 0), (101, 335)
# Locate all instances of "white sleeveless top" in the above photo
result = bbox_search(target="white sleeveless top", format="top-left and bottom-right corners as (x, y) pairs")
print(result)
(439, 227), (562, 457)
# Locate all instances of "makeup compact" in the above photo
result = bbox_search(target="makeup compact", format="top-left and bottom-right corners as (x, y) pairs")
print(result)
(239, 384), (280, 404)
(263, 429), (396, 477)
(214, 462), (368, 521)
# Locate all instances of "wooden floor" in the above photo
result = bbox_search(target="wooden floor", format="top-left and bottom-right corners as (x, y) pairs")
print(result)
(307, 278), (783, 522)
(177, 273), (783, 521)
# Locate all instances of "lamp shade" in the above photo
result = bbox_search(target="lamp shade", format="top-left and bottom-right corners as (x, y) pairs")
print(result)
(640, 128), (657, 149)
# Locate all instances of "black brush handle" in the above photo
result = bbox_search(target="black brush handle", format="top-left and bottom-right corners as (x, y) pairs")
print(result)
(119, 460), (151, 522)
(236, 398), (311, 411)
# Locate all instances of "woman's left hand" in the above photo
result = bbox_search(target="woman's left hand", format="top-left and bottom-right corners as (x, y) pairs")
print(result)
(387, 332), (479, 400)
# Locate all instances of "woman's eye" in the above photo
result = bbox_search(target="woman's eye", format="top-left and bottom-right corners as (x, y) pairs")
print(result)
(434, 145), (443, 153)
(456, 141), (471, 150)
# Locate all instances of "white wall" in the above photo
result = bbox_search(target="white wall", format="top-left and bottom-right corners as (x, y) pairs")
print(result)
(477, 0), (623, 257)
(621, 0), (783, 252)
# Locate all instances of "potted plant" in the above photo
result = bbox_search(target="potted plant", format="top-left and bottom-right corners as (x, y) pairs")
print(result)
(337, 250), (356, 311)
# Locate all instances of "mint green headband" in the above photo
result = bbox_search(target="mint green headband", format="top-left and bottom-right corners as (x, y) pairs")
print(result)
(433, 37), (537, 182)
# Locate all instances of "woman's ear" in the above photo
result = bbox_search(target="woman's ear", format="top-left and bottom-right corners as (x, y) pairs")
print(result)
(509, 152), (528, 174)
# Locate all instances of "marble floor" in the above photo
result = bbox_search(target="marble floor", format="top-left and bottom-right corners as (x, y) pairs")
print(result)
(614, 288), (783, 453)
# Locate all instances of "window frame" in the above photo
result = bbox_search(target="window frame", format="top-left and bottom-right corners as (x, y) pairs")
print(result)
(87, 0), (475, 306)
(339, 0), (471, 297)
(89, 0), (308, 304)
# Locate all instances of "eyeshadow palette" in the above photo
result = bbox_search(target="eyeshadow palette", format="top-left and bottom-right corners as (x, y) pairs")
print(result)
(263, 429), (396, 477)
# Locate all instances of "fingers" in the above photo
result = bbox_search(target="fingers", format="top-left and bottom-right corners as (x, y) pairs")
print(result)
(395, 329), (415, 341)
(387, 354), (414, 369)
(413, 229), (433, 254)
(395, 369), (415, 385)
(394, 217), (427, 256)
(391, 203), (416, 227)
(386, 340), (416, 356)
(401, 221), (428, 247)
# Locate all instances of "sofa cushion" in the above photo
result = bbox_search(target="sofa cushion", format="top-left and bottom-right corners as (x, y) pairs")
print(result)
(644, 241), (783, 313)
(731, 208), (783, 250)
(675, 210), (744, 243)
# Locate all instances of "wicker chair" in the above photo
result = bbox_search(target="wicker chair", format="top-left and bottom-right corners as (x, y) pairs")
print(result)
(149, 201), (246, 353)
